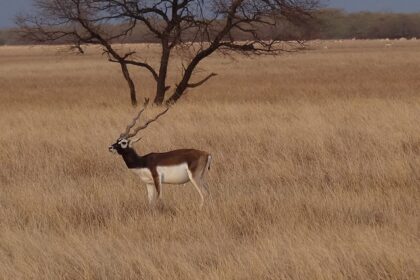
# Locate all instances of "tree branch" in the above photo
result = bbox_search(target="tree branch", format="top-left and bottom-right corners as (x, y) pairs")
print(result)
(187, 73), (218, 88)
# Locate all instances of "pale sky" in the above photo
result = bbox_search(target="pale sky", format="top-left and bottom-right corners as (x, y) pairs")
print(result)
(1, 0), (420, 28)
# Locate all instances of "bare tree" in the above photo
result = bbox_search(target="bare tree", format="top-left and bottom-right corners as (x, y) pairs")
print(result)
(18, 0), (320, 106)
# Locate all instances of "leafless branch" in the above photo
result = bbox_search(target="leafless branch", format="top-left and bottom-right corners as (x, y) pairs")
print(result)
(187, 73), (218, 88)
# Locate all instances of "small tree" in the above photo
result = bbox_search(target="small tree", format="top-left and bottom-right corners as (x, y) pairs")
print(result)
(18, 0), (320, 106)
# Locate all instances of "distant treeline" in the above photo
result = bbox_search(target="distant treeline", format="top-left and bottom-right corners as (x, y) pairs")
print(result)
(2, 9), (420, 45)
(314, 9), (420, 39)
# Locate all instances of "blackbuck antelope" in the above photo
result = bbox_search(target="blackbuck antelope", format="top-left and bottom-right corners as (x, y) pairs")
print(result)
(109, 103), (211, 208)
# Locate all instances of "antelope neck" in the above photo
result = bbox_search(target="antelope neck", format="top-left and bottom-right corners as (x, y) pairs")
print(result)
(120, 148), (146, 169)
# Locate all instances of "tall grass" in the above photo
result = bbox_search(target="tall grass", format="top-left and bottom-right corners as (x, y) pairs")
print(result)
(0, 40), (419, 279)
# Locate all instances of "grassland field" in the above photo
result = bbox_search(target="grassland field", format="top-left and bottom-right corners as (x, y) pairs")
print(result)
(0, 39), (419, 279)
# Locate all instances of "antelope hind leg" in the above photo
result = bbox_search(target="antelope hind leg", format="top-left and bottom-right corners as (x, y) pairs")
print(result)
(187, 169), (206, 208)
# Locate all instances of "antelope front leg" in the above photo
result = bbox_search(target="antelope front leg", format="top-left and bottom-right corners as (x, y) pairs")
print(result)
(146, 184), (157, 206)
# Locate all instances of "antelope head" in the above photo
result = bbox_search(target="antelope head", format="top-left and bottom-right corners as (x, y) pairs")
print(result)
(109, 100), (169, 155)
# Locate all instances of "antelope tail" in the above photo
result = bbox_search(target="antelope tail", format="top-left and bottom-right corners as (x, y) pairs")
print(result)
(206, 155), (212, 171)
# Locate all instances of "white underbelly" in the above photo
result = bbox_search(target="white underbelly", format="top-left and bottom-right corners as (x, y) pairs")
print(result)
(131, 164), (190, 185)
(157, 164), (190, 184)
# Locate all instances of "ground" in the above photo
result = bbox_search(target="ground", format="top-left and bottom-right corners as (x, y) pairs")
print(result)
(0, 40), (419, 279)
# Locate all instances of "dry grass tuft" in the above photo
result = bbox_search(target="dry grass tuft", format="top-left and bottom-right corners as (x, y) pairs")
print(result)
(0, 40), (419, 279)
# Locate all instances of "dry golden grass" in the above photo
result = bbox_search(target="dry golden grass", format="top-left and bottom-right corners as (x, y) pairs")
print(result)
(0, 40), (419, 279)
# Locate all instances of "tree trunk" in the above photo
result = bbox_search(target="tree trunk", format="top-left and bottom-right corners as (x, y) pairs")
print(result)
(166, 48), (215, 104)
(153, 43), (171, 105)
(120, 62), (137, 106)
(166, 67), (193, 105)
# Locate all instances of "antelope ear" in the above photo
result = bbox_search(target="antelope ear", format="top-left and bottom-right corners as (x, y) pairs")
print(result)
(129, 137), (142, 147)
